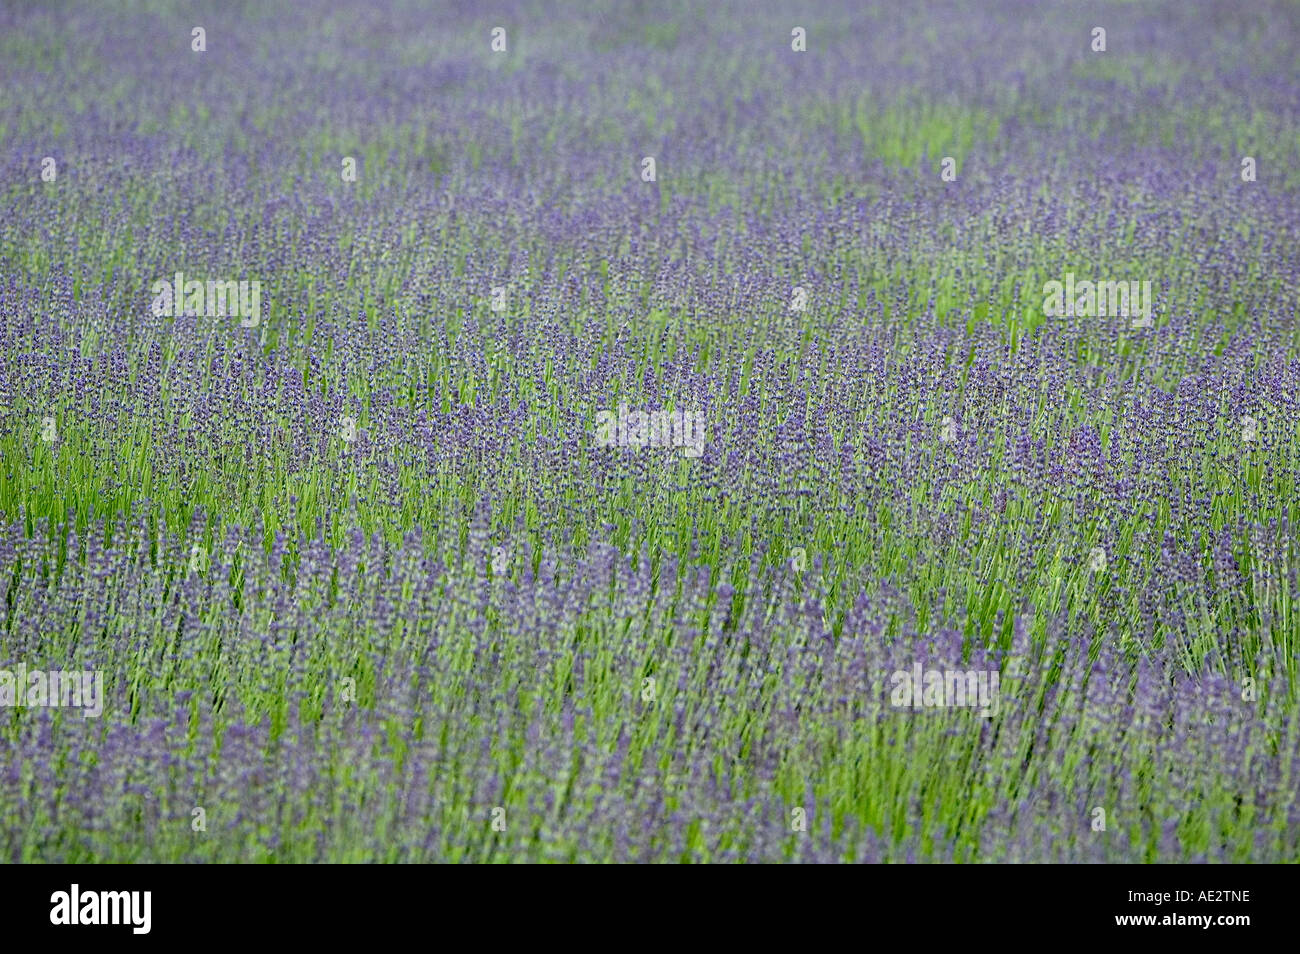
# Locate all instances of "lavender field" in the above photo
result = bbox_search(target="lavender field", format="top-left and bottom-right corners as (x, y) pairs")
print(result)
(1, 0), (1298, 863)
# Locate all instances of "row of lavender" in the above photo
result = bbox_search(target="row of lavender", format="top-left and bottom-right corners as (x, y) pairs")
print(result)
(2, 515), (1295, 862)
